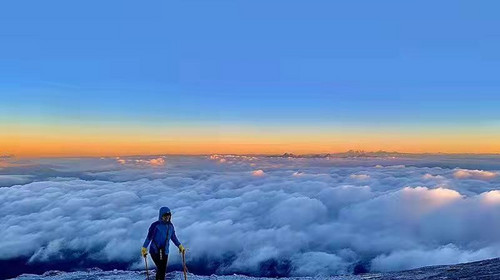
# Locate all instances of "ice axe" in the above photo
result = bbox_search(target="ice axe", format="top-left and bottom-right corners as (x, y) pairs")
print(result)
(182, 250), (188, 280)
(144, 255), (150, 280)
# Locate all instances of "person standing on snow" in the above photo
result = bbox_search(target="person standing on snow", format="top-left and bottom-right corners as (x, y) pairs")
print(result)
(142, 206), (186, 280)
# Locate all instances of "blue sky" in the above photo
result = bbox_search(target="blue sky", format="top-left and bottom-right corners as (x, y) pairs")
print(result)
(0, 1), (499, 155)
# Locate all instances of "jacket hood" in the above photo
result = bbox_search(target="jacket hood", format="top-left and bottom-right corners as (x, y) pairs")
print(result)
(158, 206), (171, 221)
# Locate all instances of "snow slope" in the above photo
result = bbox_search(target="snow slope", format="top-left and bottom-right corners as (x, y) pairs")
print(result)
(12, 258), (500, 280)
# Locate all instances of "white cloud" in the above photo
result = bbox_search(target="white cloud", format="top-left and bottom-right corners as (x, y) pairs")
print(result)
(422, 173), (445, 180)
(453, 169), (497, 180)
(115, 156), (166, 167)
(290, 252), (349, 276)
(480, 190), (500, 205)
(0, 175), (33, 187)
(268, 197), (328, 228)
(371, 243), (500, 272)
(252, 170), (265, 176)
(148, 158), (165, 166)
(349, 174), (370, 180)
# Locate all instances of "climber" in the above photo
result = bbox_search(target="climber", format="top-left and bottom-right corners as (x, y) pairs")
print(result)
(142, 206), (186, 280)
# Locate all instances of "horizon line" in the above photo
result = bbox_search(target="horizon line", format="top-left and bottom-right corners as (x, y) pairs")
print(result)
(5, 150), (500, 159)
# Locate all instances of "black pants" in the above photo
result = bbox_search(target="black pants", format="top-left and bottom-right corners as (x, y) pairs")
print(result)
(151, 252), (169, 280)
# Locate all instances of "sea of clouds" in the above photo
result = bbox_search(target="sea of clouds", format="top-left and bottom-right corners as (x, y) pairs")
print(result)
(1, 154), (500, 278)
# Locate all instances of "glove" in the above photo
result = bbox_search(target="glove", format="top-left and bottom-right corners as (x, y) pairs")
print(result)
(141, 247), (148, 257)
(178, 244), (186, 254)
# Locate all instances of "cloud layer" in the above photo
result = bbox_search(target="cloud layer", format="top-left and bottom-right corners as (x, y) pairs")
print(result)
(1, 155), (500, 278)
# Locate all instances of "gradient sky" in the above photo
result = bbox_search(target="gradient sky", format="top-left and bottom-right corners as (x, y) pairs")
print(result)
(1, 0), (500, 156)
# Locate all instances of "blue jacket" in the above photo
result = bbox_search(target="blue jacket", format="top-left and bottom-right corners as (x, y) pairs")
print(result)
(143, 207), (182, 254)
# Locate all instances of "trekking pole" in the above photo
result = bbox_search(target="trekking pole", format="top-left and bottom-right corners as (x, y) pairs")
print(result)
(144, 255), (150, 280)
(182, 250), (188, 280)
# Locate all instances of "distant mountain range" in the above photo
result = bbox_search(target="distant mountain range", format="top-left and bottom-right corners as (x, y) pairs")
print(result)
(267, 150), (408, 158)
(0, 154), (15, 159)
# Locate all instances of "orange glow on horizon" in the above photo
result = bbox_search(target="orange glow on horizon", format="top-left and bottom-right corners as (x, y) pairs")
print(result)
(2, 123), (499, 157)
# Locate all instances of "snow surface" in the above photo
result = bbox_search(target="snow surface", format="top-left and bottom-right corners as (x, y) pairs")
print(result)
(13, 270), (366, 280)
(12, 258), (500, 280)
